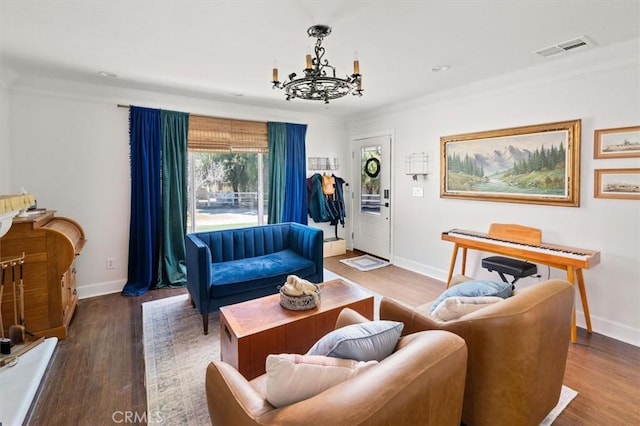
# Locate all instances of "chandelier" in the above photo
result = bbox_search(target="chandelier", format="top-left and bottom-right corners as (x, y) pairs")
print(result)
(271, 25), (363, 104)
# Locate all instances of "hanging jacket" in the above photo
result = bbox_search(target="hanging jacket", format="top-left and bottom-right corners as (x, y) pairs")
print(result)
(329, 175), (346, 227)
(307, 173), (335, 223)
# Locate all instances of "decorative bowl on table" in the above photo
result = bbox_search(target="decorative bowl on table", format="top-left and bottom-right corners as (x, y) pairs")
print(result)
(279, 284), (321, 311)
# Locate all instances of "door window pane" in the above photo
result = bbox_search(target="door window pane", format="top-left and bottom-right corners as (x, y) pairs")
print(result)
(361, 145), (382, 215)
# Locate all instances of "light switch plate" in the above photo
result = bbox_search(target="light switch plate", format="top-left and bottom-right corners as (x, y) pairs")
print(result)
(412, 187), (424, 197)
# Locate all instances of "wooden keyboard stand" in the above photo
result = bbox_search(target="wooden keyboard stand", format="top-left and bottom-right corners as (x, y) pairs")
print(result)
(442, 223), (600, 343)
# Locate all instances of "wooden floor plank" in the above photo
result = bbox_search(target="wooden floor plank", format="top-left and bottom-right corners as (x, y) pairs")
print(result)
(25, 251), (639, 425)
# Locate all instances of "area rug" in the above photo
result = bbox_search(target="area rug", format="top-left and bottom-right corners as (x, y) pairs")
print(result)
(142, 274), (577, 425)
(340, 254), (390, 271)
(143, 293), (218, 425)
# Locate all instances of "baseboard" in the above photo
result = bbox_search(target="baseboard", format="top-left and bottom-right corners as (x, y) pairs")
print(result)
(392, 255), (449, 283)
(76, 279), (125, 299)
(581, 313), (640, 347)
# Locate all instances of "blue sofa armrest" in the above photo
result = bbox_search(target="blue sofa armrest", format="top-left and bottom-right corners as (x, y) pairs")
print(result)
(287, 222), (324, 283)
(186, 233), (212, 313)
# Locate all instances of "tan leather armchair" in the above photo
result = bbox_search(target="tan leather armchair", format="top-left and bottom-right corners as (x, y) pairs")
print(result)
(380, 278), (574, 426)
(205, 308), (468, 426)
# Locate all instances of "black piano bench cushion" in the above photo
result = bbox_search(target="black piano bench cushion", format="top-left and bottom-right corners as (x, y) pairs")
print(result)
(428, 280), (513, 315)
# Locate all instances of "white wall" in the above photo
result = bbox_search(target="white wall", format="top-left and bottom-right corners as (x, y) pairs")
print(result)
(348, 39), (640, 346)
(0, 82), (10, 193)
(6, 77), (348, 298)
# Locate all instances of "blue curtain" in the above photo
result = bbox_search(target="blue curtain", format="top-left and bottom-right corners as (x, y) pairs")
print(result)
(122, 106), (162, 296)
(123, 107), (189, 296)
(283, 123), (308, 224)
(267, 122), (308, 224)
(157, 110), (188, 288)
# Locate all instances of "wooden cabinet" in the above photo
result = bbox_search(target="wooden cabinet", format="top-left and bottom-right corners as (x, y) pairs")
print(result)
(0, 211), (86, 339)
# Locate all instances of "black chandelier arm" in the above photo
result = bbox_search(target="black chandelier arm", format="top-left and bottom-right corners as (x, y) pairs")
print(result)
(313, 44), (325, 68)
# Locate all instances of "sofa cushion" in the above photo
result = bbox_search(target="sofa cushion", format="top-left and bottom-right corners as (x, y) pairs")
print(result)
(428, 279), (512, 315)
(265, 354), (377, 407)
(210, 249), (316, 298)
(430, 296), (504, 321)
(307, 320), (404, 361)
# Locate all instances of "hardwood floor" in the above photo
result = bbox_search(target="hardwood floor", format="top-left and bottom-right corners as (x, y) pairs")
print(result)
(26, 251), (639, 425)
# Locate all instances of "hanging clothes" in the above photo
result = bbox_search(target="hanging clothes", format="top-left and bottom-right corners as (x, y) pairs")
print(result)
(306, 172), (347, 239)
(328, 174), (346, 227)
(306, 173), (335, 223)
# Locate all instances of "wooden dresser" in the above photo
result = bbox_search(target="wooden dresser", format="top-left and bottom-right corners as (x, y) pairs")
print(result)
(0, 211), (86, 339)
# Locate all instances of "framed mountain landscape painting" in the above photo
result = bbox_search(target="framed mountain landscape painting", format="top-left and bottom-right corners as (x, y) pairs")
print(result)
(440, 119), (581, 207)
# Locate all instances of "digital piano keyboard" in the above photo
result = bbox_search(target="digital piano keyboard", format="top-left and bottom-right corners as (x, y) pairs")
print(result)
(442, 228), (600, 270)
(441, 223), (600, 343)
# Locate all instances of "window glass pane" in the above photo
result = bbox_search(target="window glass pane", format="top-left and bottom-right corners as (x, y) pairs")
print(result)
(361, 145), (382, 215)
(187, 152), (267, 231)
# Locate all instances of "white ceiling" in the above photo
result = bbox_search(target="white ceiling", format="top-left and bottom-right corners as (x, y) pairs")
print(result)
(1, 1), (639, 117)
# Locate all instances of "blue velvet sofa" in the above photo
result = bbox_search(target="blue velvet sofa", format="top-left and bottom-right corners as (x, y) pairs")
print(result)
(186, 222), (324, 334)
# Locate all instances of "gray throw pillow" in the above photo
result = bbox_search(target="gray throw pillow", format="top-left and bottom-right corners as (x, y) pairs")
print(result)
(307, 320), (404, 361)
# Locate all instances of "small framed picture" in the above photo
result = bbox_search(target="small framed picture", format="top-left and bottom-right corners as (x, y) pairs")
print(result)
(594, 126), (640, 159)
(594, 168), (640, 200)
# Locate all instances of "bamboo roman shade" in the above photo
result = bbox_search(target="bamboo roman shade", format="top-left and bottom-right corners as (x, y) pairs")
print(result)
(188, 115), (268, 153)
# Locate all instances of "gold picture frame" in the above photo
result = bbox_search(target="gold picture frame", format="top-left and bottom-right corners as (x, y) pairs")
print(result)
(440, 119), (581, 207)
(594, 168), (640, 200)
(594, 125), (640, 159)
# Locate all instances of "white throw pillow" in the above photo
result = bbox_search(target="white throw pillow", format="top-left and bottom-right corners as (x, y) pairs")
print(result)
(430, 296), (503, 321)
(265, 354), (377, 407)
(428, 280), (512, 315)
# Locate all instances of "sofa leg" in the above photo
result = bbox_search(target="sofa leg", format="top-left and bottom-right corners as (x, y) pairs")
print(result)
(203, 313), (209, 335)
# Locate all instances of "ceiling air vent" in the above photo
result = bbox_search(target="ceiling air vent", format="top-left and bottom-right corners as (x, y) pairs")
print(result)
(534, 36), (595, 58)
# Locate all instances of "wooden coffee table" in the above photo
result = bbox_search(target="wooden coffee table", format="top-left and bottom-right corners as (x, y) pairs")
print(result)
(219, 279), (374, 380)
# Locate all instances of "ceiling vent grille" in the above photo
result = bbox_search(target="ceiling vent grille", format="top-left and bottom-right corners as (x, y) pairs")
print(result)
(535, 36), (595, 58)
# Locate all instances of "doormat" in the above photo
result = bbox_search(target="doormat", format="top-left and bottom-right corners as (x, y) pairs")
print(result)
(340, 254), (390, 272)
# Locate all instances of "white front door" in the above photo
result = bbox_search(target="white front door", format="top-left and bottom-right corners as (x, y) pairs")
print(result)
(352, 135), (391, 260)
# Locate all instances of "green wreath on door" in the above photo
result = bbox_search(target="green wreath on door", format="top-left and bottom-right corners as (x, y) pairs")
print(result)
(364, 157), (380, 178)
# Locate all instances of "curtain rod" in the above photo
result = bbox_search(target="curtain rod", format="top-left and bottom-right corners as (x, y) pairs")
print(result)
(115, 104), (267, 125)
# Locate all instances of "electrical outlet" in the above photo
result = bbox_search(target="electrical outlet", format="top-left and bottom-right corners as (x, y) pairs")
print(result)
(412, 187), (424, 197)
(106, 258), (115, 270)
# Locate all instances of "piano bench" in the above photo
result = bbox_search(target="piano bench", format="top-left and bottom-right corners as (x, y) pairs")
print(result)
(482, 256), (538, 285)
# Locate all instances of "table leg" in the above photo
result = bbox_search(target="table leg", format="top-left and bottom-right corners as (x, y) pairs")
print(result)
(446, 244), (459, 288)
(461, 248), (467, 276)
(576, 268), (593, 333)
(566, 267), (577, 343)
